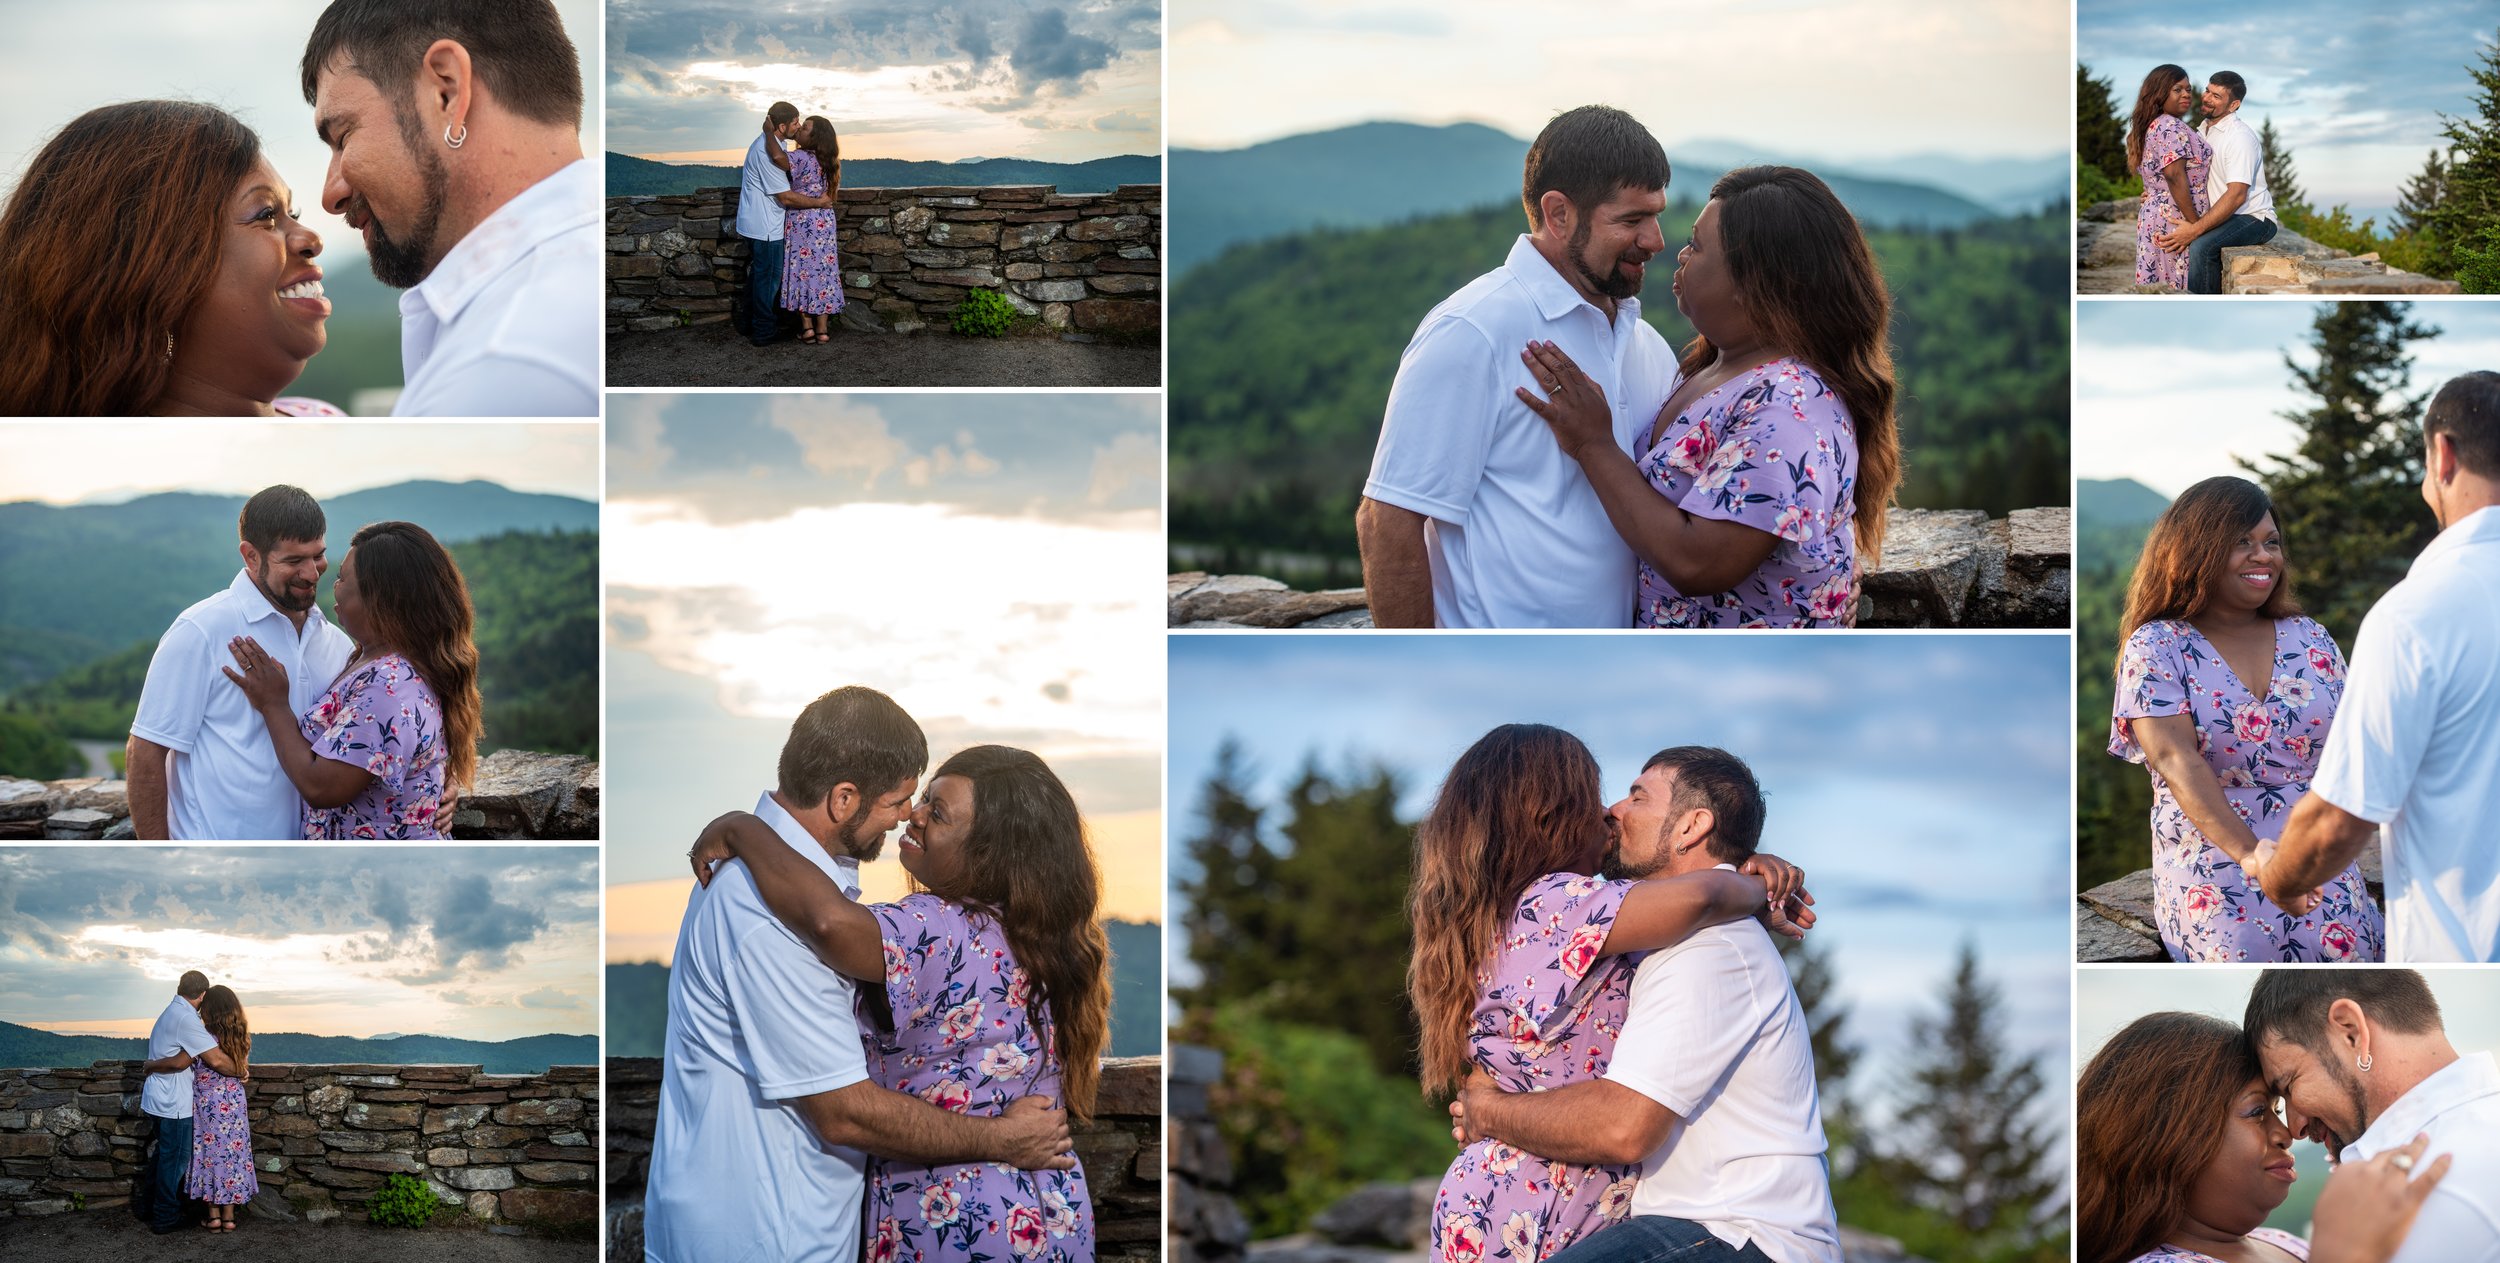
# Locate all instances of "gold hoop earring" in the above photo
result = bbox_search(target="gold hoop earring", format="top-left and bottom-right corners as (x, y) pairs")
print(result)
(444, 122), (467, 149)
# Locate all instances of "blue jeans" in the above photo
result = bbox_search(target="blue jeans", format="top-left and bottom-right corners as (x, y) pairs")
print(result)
(2187, 214), (2279, 294)
(736, 235), (786, 343)
(1547, 1217), (1776, 1263)
(146, 1112), (192, 1232)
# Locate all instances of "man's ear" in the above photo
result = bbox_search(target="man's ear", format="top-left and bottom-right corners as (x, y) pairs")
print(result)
(1674, 807), (1716, 854)
(1537, 189), (1577, 242)
(418, 38), (475, 126)
(824, 781), (860, 823)
(2326, 997), (2370, 1058)
(2428, 431), (2457, 485)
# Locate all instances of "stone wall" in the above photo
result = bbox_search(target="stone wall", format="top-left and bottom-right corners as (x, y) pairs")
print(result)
(606, 184), (1162, 335)
(1170, 1044), (1246, 1263)
(2077, 847), (2385, 962)
(604, 1054), (1163, 1262)
(2076, 199), (2459, 294)
(1170, 507), (2069, 629)
(0, 749), (601, 841)
(0, 1062), (597, 1227)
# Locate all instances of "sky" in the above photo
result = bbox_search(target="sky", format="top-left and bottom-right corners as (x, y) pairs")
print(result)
(604, 392), (1165, 962)
(0, 0), (599, 275)
(1170, 0), (2066, 158)
(2078, 966), (2500, 1226)
(2080, 0), (2496, 221)
(608, 0), (1161, 164)
(0, 847), (599, 1041)
(0, 421), (600, 505)
(1168, 634), (2075, 1151)
(2075, 301), (2500, 497)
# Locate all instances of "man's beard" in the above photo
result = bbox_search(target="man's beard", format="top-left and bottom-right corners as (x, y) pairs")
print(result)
(2321, 1056), (2373, 1160)
(1600, 819), (1673, 881)
(252, 562), (316, 613)
(835, 802), (888, 862)
(1569, 218), (1645, 300)
(363, 103), (452, 289)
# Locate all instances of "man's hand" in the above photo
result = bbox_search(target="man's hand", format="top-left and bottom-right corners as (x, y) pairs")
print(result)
(1448, 1068), (1499, 1145)
(142, 1050), (193, 1076)
(992, 1096), (1077, 1171)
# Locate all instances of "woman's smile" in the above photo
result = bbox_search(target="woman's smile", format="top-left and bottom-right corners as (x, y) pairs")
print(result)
(277, 266), (330, 319)
(2262, 1152), (2297, 1183)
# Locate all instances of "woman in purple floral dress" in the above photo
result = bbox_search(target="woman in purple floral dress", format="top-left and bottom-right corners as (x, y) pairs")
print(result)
(1518, 166), (1899, 628)
(225, 520), (481, 840)
(2127, 65), (2211, 289)
(691, 745), (1108, 1263)
(187, 985), (256, 1231)
(1407, 725), (1810, 1263)
(2109, 477), (2382, 962)
(782, 115), (846, 345)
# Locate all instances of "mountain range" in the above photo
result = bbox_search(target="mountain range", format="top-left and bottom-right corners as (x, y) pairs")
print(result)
(0, 1020), (594, 1075)
(607, 151), (1161, 198)
(1169, 120), (2064, 277)
(2078, 477), (2171, 574)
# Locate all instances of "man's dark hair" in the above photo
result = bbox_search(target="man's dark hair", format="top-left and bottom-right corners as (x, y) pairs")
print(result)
(778, 686), (928, 809)
(1521, 105), (1669, 231)
(301, 0), (584, 129)
(1643, 745), (1764, 862)
(2244, 969), (2443, 1057)
(766, 101), (799, 128)
(177, 970), (210, 1000)
(2209, 71), (2248, 104)
(2427, 370), (2500, 479)
(239, 486), (325, 555)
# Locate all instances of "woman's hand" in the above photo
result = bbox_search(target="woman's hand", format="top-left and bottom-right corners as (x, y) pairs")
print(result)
(219, 636), (290, 713)
(1517, 341), (1616, 463)
(1741, 852), (1817, 939)
(687, 811), (761, 886)
(2310, 1133), (2452, 1263)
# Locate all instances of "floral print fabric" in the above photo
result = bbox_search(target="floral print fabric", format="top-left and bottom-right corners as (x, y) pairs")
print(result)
(2131, 1226), (2310, 1262)
(2110, 617), (2385, 961)
(1635, 358), (1861, 628)
(185, 1064), (257, 1205)
(1430, 872), (1641, 1263)
(782, 149), (846, 316)
(2135, 113), (2213, 288)
(864, 894), (1091, 1263)
(298, 653), (448, 840)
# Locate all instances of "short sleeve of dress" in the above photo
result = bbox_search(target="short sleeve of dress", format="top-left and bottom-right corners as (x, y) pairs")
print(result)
(1498, 872), (1638, 1042)
(1671, 367), (1847, 544)
(2145, 115), (2188, 176)
(2110, 621), (2190, 764)
(870, 893), (963, 1023)
(308, 660), (410, 784)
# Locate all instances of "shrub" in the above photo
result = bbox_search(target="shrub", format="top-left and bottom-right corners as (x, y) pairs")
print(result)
(2074, 161), (2139, 209)
(368, 1173), (446, 1228)
(951, 288), (1021, 338)
(2453, 223), (2500, 294)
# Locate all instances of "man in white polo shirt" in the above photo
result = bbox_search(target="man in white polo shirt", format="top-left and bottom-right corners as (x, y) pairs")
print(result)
(2247, 969), (2499, 1262)
(1456, 747), (1840, 1263)
(2154, 70), (2279, 294)
(646, 686), (1075, 1263)
(728, 104), (839, 348)
(133, 970), (215, 1234)
(1358, 104), (1678, 627)
(2265, 372), (2500, 960)
(128, 486), (354, 840)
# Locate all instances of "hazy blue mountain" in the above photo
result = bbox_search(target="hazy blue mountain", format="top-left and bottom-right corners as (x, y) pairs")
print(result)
(0, 1020), (593, 1074)
(2079, 478), (2171, 575)
(607, 151), (1160, 198)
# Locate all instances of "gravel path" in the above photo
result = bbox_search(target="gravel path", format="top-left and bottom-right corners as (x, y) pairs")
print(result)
(605, 320), (1159, 388)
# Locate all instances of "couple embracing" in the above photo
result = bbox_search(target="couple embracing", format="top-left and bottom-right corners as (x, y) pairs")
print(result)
(2125, 67), (2278, 294)
(1419, 726), (1836, 1263)
(647, 686), (1106, 1263)
(734, 102), (847, 348)
(135, 971), (257, 1236)
(1360, 105), (1899, 630)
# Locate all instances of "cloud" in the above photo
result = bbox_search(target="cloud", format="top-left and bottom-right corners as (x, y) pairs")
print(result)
(1012, 8), (1116, 92)
(428, 875), (551, 972)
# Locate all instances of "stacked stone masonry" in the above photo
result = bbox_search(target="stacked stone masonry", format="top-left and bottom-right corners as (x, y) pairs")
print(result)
(2077, 848), (2386, 962)
(0, 1062), (597, 1227)
(0, 749), (600, 841)
(604, 1055), (1163, 1263)
(2075, 199), (2459, 295)
(606, 184), (1163, 335)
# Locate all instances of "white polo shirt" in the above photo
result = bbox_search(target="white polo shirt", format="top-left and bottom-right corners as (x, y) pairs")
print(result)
(1606, 882), (1841, 1263)
(2311, 506), (2500, 961)
(647, 791), (871, 1263)
(393, 157), (599, 417)
(2200, 113), (2277, 222)
(2347, 1051), (2500, 1263)
(129, 569), (354, 841)
(1363, 234), (1672, 628)
(142, 996), (215, 1120)
(735, 132), (793, 242)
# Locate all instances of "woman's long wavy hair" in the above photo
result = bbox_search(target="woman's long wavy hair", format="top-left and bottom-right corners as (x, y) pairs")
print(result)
(198, 985), (251, 1080)
(797, 115), (842, 192)
(2126, 65), (2191, 173)
(2078, 1012), (2263, 1263)
(1408, 724), (1610, 1098)
(346, 522), (483, 792)
(1682, 166), (1902, 562)
(906, 745), (1111, 1120)
(2115, 476), (2299, 678)
(0, 101), (263, 416)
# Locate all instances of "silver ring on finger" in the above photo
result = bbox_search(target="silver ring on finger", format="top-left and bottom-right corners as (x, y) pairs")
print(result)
(2392, 1152), (2416, 1172)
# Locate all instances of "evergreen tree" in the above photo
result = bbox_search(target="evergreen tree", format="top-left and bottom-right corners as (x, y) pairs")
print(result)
(2258, 117), (2307, 214)
(2076, 64), (2130, 184)
(1876, 941), (2063, 1242)
(1778, 933), (1866, 1179)
(2427, 28), (2500, 279)
(2396, 148), (2451, 237)
(2240, 303), (2439, 647)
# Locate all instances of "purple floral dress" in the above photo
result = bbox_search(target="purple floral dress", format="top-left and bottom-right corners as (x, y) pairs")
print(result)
(2135, 113), (2212, 288)
(2131, 1227), (2309, 1262)
(1634, 358), (1860, 628)
(1431, 872), (1641, 1263)
(782, 149), (845, 316)
(186, 1063), (257, 1204)
(2110, 617), (2385, 961)
(864, 894), (1091, 1263)
(298, 653), (448, 840)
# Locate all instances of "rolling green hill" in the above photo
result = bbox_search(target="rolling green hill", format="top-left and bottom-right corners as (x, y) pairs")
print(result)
(606, 151), (1160, 198)
(0, 1020), (593, 1074)
(2076, 479), (2167, 890)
